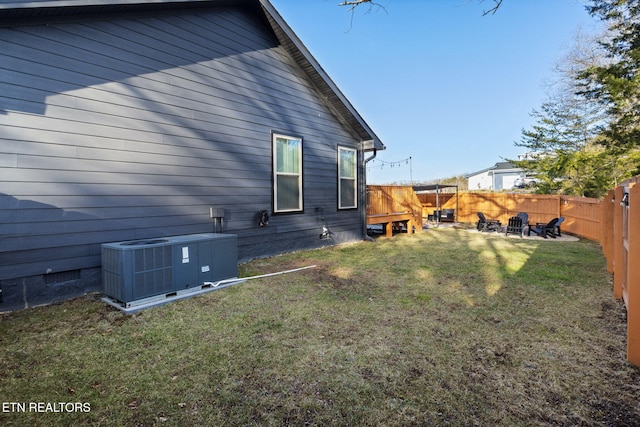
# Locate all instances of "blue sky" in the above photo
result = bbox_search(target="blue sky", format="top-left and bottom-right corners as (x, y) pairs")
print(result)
(269, 0), (601, 184)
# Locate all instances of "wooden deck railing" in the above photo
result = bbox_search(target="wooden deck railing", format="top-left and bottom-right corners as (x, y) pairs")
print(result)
(366, 185), (423, 236)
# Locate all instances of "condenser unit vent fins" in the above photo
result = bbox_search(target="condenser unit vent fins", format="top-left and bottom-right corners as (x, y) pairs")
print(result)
(101, 233), (237, 307)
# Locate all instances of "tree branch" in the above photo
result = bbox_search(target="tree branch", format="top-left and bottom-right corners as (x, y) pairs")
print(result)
(339, 0), (387, 32)
(339, 0), (372, 7)
(481, 0), (504, 16)
(339, 0), (387, 13)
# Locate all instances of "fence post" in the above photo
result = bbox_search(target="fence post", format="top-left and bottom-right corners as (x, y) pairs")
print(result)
(614, 186), (625, 300)
(601, 190), (615, 274)
(627, 183), (640, 366)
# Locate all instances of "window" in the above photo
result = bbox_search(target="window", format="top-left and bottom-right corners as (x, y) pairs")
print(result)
(338, 147), (357, 209)
(273, 134), (303, 213)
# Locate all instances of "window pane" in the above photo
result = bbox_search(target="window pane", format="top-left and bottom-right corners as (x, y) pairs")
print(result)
(340, 178), (356, 208)
(339, 149), (355, 178)
(338, 147), (357, 209)
(273, 134), (302, 212)
(276, 138), (300, 174)
(277, 175), (300, 211)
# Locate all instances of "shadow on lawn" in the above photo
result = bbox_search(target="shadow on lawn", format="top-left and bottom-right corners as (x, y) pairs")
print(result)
(2, 227), (639, 426)
(411, 228), (640, 426)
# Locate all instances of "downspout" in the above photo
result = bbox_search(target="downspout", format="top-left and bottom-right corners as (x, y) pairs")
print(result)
(362, 142), (377, 242)
(455, 185), (459, 223)
(435, 184), (440, 228)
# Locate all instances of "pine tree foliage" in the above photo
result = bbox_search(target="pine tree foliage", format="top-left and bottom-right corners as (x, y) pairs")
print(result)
(583, 0), (640, 151)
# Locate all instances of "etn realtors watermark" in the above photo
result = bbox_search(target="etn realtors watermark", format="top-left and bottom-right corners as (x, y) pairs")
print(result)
(3, 402), (91, 413)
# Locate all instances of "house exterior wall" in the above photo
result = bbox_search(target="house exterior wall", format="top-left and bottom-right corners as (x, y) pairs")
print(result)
(468, 171), (492, 190)
(496, 172), (521, 191)
(468, 170), (521, 190)
(0, 5), (366, 310)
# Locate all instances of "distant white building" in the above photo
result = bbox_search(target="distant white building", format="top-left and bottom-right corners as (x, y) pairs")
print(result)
(466, 162), (524, 191)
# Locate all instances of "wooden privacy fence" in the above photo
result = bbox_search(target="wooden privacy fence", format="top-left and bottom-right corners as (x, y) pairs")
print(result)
(600, 176), (640, 366)
(369, 188), (602, 240)
(455, 193), (602, 241)
(416, 192), (601, 240)
(366, 185), (423, 237)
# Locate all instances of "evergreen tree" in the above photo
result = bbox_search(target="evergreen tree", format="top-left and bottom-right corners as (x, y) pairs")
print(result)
(514, 95), (615, 198)
(583, 0), (640, 162)
(514, 31), (615, 198)
(514, 1), (640, 197)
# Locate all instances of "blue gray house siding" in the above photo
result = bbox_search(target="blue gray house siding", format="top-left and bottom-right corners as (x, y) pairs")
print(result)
(0, 1), (382, 310)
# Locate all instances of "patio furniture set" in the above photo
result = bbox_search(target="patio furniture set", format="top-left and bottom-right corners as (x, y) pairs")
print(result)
(476, 212), (565, 238)
(427, 209), (456, 223)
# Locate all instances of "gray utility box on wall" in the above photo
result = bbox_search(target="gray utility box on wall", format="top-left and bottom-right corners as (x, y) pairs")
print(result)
(102, 233), (238, 306)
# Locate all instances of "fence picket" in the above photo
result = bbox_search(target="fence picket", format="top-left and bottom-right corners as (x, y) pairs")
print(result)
(626, 183), (640, 365)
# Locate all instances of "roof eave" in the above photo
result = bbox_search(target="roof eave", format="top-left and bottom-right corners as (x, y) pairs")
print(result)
(259, 0), (384, 152)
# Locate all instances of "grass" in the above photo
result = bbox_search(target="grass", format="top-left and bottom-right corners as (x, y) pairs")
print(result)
(1, 227), (640, 426)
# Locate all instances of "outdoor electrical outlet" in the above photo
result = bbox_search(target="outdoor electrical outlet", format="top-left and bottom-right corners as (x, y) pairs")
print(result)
(210, 207), (224, 219)
(210, 208), (225, 233)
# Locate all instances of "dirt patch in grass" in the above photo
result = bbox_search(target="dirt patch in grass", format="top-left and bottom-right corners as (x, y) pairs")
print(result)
(1, 228), (639, 426)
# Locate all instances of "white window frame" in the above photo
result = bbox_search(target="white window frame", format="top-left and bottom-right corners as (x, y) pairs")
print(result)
(338, 146), (358, 209)
(273, 134), (303, 213)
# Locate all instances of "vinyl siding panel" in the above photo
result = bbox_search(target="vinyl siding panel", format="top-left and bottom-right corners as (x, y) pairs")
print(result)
(0, 4), (364, 293)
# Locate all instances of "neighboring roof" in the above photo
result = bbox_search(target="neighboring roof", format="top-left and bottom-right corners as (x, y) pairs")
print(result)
(0, 0), (385, 151)
(465, 162), (521, 178)
(493, 161), (518, 170)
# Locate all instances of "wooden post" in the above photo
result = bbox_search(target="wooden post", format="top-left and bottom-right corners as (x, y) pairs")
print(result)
(601, 190), (615, 274)
(614, 186), (624, 300)
(627, 183), (640, 366)
(558, 195), (562, 220)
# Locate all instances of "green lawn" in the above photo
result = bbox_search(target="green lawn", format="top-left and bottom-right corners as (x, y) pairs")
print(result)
(1, 227), (639, 426)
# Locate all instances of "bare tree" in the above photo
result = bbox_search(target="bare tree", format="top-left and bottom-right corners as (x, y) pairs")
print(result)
(339, 0), (504, 15)
(339, 0), (375, 10)
(338, 0), (387, 31)
(338, 0), (387, 14)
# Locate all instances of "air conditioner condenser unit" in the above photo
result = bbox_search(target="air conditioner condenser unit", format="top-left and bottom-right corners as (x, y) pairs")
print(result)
(101, 233), (238, 310)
